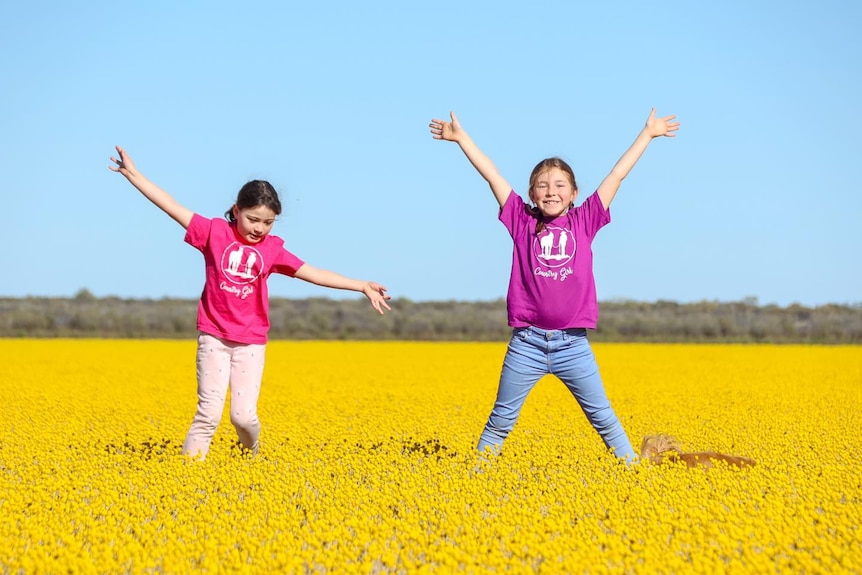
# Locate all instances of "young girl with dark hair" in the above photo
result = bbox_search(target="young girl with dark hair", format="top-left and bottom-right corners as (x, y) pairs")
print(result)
(110, 146), (391, 460)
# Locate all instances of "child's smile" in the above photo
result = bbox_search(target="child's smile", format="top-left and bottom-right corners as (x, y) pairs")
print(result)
(530, 167), (577, 218)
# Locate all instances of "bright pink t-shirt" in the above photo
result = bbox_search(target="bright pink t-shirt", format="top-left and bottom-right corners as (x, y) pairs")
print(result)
(184, 214), (305, 344)
(499, 190), (610, 330)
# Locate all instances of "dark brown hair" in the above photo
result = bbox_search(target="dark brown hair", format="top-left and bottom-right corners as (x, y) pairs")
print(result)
(225, 180), (282, 222)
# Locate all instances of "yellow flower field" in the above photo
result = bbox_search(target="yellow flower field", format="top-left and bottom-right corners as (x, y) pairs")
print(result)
(1, 339), (860, 574)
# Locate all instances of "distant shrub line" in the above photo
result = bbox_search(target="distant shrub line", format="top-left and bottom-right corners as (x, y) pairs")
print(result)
(1, 291), (860, 343)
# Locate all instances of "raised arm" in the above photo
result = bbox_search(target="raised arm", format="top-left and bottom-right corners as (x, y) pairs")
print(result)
(109, 146), (194, 229)
(293, 264), (392, 315)
(596, 108), (679, 210)
(429, 111), (512, 208)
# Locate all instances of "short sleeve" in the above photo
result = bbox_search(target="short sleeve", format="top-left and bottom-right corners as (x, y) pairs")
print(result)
(579, 192), (611, 239)
(498, 190), (528, 238)
(184, 214), (211, 252)
(269, 237), (305, 277)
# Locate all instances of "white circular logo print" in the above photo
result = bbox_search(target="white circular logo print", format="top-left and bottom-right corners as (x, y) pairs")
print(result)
(220, 242), (264, 284)
(533, 226), (575, 268)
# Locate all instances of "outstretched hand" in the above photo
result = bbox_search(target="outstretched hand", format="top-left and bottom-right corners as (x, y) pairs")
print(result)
(429, 111), (464, 143)
(363, 282), (392, 315)
(644, 108), (680, 138)
(109, 146), (138, 179)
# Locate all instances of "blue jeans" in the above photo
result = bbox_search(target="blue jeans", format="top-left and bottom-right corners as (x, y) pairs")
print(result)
(478, 326), (635, 460)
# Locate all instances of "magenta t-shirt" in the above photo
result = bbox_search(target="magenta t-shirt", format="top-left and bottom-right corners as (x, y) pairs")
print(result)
(499, 190), (610, 330)
(184, 214), (305, 344)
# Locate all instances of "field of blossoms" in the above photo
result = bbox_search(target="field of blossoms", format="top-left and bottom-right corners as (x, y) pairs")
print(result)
(1, 339), (860, 574)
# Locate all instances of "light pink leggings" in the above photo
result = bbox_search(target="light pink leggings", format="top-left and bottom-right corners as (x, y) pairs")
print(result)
(182, 333), (266, 460)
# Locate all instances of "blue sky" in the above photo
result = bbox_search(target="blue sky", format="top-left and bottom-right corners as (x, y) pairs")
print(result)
(2, 1), (860, 307)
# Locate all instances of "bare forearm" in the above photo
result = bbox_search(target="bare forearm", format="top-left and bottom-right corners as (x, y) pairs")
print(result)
(110, 147), (193, 228)
(456, 134), (512, 208)
(294, 265), (365, 292)
(124, 172), (192, 228)
(597, 128), (653, 209)
(609, 128), (653, 182)
(128, 173), (173, 209)
(293, 264), (391, 314)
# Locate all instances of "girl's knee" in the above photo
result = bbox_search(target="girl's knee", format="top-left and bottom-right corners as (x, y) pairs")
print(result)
(231, 411), (260, 431)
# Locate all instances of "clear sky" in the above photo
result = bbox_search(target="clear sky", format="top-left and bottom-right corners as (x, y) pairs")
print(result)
(2, 1), (860, 307)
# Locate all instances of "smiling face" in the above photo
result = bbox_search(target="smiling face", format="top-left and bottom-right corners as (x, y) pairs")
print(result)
(529, 166), (578, 218)
(232, 204), (277, 244)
